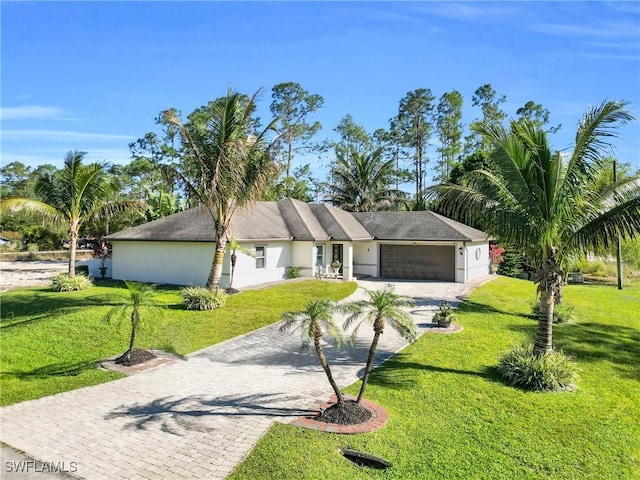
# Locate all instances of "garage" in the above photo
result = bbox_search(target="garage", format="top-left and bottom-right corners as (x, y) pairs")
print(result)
(380, 244), (455, 281)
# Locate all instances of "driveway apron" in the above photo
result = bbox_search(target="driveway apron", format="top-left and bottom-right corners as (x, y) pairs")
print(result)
(0, 277), (492, 479)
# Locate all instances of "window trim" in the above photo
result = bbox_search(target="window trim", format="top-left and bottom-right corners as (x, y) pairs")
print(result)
(315, 244), (325, 267)
(255, 245), (266, 269)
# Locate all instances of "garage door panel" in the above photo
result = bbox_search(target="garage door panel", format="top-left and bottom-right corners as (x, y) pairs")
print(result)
(380, 245), (455, 281)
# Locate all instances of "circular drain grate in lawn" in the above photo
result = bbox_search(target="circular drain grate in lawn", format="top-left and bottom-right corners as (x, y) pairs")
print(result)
(341, 448), (392, 470)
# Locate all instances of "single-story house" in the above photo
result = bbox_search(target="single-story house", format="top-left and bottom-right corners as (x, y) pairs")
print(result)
(105, 198), (490, 288)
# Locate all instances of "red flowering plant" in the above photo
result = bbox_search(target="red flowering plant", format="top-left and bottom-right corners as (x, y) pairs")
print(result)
(92, 240), (112, 268)
(489, 244), (505, 266)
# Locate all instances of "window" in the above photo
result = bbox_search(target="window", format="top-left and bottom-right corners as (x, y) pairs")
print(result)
(315, 245), (324, 267)
(255, 246), (265, 269)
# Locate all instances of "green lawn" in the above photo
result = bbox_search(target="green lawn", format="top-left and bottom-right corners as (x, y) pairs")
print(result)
(0, 280), (357, 406)
(230, 277), (640, 480)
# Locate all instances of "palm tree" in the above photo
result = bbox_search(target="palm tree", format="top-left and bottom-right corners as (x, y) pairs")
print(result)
(162, 90), (278, 291)
(105, 280), (162, 365)
(226, 236), (256, 292)
(1, 151), (128, 276)
(280, 299), (346, 408)
(429, 100), (639, 355)
(343, 285), (416, 402)
(330, 148), (404, 212)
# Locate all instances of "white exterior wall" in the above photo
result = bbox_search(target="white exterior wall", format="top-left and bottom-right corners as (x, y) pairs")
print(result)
(464, 242), (490, 282)
(291, 241), (315, 278)
(77, 257), (112, 279)
(353, 241), (378, 277)
(112, 241), (214, 286)
(229, 242), (290, 288)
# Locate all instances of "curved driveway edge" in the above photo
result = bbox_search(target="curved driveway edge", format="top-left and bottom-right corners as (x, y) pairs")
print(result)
(0, 276), (494, 480)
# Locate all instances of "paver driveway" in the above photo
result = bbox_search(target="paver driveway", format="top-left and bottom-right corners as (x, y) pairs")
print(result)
(0, 277), (492, 479)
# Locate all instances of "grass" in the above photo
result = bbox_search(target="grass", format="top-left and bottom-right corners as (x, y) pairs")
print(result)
(229, 277), (640, 480)
(0, 279), (357, 406)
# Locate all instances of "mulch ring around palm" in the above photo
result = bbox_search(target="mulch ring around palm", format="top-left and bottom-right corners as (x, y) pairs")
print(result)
(99, 349), (183, 375)
(290, 394), (389, 434)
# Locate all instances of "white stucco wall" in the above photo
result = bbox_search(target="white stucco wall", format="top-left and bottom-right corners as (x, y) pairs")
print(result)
(228, 242), (290, 288)
(353, 241), (378, 277)
(112, 240), (292, 288)
(464, 242), (490, 282)
(77, 257), (112, 279)
(111, 241), (215, 286)
(291, 241), (314, 277)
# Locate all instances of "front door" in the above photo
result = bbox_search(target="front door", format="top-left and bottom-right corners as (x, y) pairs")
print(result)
(332, 244), (343, 274)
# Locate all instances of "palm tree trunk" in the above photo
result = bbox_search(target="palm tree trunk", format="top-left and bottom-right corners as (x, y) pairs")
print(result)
(357, 330), (381, 402)
(207, 235), (228, 291)
(229, 251), (237, 289)
(313, 329), (344, 407)
(129, 311), (138, 352)
(68, 224), (78, 277)
(534, 290), (554, 355)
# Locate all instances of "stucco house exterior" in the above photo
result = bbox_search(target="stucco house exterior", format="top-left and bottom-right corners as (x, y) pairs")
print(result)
(105, 198), (490, 288)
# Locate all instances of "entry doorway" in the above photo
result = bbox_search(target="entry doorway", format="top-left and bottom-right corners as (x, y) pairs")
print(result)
(332, 244), (343, 274)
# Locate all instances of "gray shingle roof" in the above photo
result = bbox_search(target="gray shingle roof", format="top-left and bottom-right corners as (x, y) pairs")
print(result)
(352, 211), (488, 242)
(106, 201), (487, 244)
(106, 202), (292, 242)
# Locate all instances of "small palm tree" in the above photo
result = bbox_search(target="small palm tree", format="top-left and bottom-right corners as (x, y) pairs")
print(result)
(280, 299), (346, 408)
(226, 236), (256, 292)
(343, 285), (417, 402)
(106, 280), (162, 365)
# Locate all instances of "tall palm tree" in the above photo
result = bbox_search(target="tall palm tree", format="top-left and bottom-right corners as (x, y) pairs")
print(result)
(105, 280), (162, 365)
(342, 285), (416, 402)
(1, 151), (126, 276)
(226, 236), (256, 292)
(429, 100), (639, 355)
(280, 299), (346, 408)
(330, 148), (404, 212)
(162, 90), (278, 291)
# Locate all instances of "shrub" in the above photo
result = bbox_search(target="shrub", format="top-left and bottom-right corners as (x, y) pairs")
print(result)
(182, 287), (227, 311)
(286, 266), (300, 279)
(531, 301), (576, 324)
(433, 301), (455, 327)
(497, 344), (579, 391)
(50, 273), (93, 292)
(497, 247), (523, 278)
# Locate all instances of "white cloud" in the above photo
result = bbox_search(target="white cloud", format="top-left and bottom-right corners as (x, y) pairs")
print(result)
(1, 130), (134, 142)
(0, 105), (69, 120)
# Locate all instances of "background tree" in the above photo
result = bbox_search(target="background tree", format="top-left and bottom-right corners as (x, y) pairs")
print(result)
(269, 82), (323, 199)
(435, 90), (464, 182)
(280, 299), (346, 409)
(430, 101), (638, 355)
(330, 148), (403, 212)
(516, 100), (560, 133)
(1, 151), (129, 276)
(342, 285), (416, 402)
(464, 83), (507, 154)
(162, 89), (277, 291)
(394, 88), (436, 197)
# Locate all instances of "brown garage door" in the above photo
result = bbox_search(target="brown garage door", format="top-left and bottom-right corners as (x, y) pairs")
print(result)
(380, 245), (455, 281)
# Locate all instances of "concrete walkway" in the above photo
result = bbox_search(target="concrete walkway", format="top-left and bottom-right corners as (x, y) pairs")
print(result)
(0, 277), (493, 479)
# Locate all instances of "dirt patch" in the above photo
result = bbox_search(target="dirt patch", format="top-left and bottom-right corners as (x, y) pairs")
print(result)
(99, 349), (183, 375)
(315, 400), (372, 425)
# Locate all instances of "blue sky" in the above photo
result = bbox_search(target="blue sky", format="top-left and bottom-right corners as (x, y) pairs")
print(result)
(2, 1), (639, 183)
